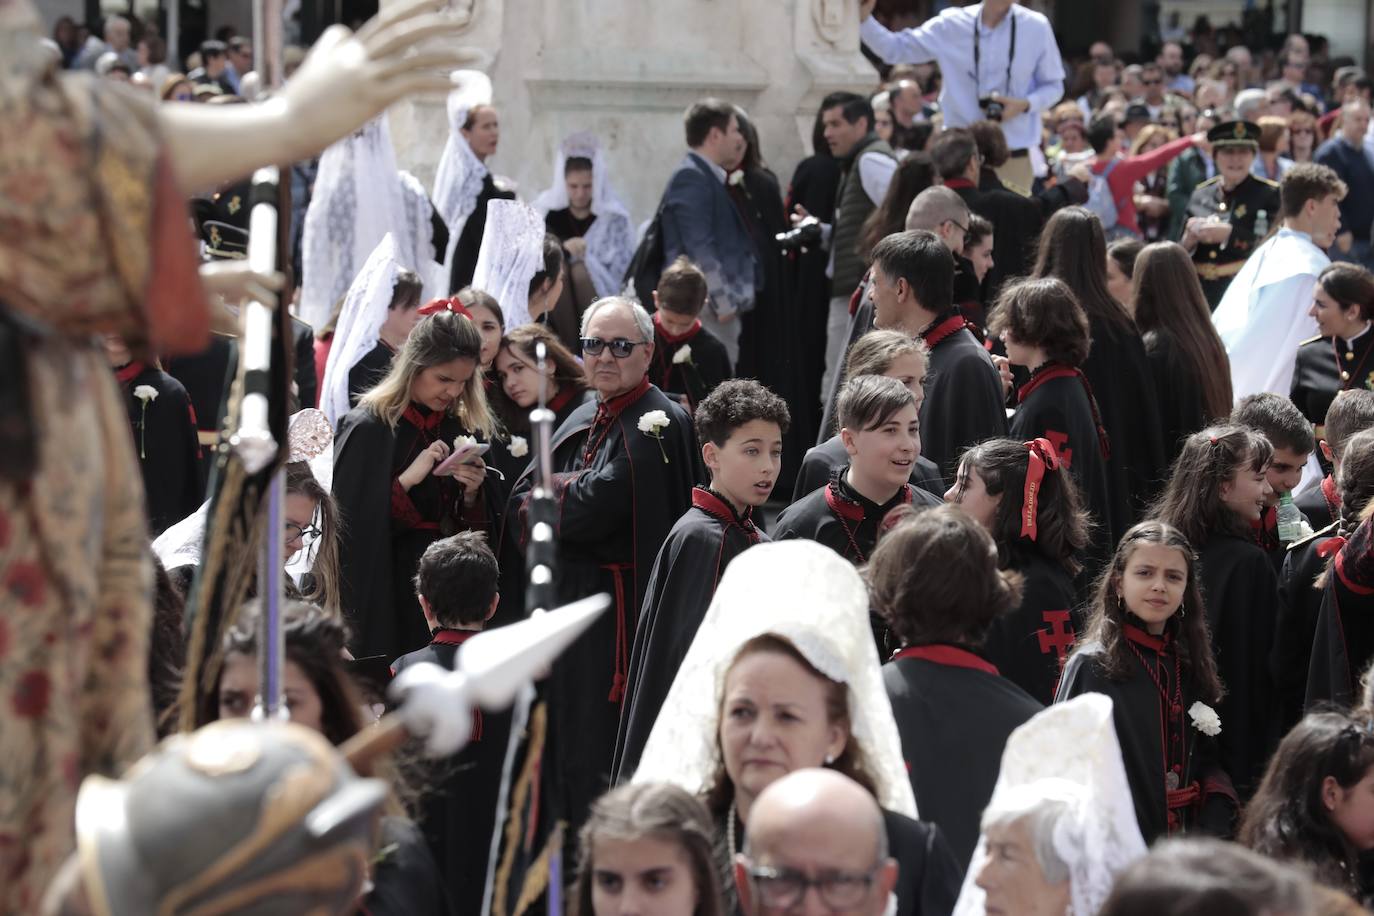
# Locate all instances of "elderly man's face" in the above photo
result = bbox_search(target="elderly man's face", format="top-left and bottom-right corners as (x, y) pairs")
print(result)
(741, 822), (893, 916)
(975, 819), (1071, 916)
(106, 18), (129, 50)
(582, 305), (652, 400)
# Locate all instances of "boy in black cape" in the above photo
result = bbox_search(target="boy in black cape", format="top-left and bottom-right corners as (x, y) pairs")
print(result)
(646, 256), (732, 411)
(105, 336), (203, 536)
(1296, 390), (1374, 529)
(612, 379), (790, 781)
(391, 532), (508, 916)
(1231, 393), (1316, 564)
(509, 297), (699, 846)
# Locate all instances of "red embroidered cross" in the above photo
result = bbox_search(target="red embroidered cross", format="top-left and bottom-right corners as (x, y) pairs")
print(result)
(1036, 610), (1076, 660)
(1045, 430), (1073, 469)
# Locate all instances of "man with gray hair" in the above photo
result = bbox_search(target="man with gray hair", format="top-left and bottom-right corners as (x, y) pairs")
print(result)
(735, 769), (899, 916)
(511, 295), (698, 844)
(76, 14), (136, 72)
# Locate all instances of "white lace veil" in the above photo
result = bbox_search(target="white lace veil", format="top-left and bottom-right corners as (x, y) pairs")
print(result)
(530, 131), (636, 298)
(398, 170), (447, 304)
(470, 199), (547, 329)
(632, 540), (918, 818)
(431, 70), (493, 285)
(952, 694), (1148, 916)
(152, 410), (335, 577)
(299, 116), (411, 331)
(319, 233), (406, 428)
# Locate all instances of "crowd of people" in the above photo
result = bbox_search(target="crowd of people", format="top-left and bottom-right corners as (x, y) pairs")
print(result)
(21, 0), (1374, 914)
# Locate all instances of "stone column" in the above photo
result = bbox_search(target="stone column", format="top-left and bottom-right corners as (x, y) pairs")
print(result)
(386, 0), (876, 227)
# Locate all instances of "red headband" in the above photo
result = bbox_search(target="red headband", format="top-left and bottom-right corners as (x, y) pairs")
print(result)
(418, 296), (473, 319)
(1021, 438), (1061, 542)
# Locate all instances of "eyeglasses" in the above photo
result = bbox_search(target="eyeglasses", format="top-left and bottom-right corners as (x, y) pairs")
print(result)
(580, 337), (648, 358)
(946, 218), (968, 236)
(746, 864), (881, 909)
(285, 521), (322, 546)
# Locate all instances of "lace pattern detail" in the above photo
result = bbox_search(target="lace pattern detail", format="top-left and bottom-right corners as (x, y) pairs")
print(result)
(319, 233), (407, 427)
(432, 71), (491, 279)
(632, 541), (918, 817)
(471, 200), (547, 329)
(952, 694), (1148, 916)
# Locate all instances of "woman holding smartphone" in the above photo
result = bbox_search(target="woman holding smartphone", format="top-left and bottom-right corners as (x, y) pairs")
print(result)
(333, 308), (500, 662)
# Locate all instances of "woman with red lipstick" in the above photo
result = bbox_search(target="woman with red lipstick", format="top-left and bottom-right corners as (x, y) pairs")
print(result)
(990, 277), (1113, 580)
(333, 310), (500, 662)
(1056, 520), (1238, 844)
(1152, 425), (1281, 803)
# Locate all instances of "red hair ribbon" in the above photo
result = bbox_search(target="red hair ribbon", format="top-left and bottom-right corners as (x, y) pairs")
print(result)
(1021, 438), (1061, 542)
(418, 296), (473, 319)
(1317, 536), (1348, 559)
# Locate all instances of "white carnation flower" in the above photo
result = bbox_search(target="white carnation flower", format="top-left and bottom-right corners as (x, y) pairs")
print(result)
(453, 434), (478, 451)
(509, 436), (529, 458)
(637, 410), (670, 434)
(1188, 701), (1221, 737)
(672, 344), (693, 366)
(133, 385), (159, 403)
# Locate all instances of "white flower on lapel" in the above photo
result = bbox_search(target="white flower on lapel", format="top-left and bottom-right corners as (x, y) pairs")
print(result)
(1188, 701), (1221, 737)
(637, 410), (671, 463)
(672, 344), (693, 366)
(509, 436), (529, 458)
(133, 385), (159, 404)
(453, 434), (478, 451)
(133, 385), (159, 459)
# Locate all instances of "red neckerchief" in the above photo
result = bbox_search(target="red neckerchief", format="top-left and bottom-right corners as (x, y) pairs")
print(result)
(114, 361), (148, 386)
(548, 384), (577, 415)
(1017, 363), (1112, 461)
(890, 643), (999, 675)
(653, 312), (702, 345)
(692, 486), (760, 544)
(920, 311), (971, 351)
(1253, 505), (1279, 553)
(402, 404), (446, 434)
(942, 177), (976, 190)
(431, 628), (480, 646)
(823, 478), (913, 562)
(582, 377), (651, 465)
(1123, 623), (1171, 652)
(1322, 475), (1340, 518)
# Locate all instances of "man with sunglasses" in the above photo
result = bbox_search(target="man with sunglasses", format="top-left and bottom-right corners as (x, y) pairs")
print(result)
(510, 295), (699, 849)
(736, 769), (900, 916)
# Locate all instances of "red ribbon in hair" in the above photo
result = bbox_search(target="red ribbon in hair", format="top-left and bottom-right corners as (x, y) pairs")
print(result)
(1021, 438), (1061, 542)
(418, 296), (473, 319)
(1317, 536), (1348, 559)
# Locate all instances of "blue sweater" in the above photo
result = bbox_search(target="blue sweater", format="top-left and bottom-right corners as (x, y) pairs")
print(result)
(1315, 137), (1374, 240)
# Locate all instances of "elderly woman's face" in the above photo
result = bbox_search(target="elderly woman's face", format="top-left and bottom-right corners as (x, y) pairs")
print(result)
(719, 649), (847, 808)
(975, 818), (1071, 916)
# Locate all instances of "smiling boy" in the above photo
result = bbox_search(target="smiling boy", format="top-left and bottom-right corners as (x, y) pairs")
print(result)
(613, 379), (790, 780)
(1230, 392), (1316, 561)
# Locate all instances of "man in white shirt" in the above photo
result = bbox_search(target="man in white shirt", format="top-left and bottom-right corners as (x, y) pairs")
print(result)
(859, 0), (1065, 196)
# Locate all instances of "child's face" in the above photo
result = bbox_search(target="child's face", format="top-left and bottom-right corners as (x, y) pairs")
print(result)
(945, 461), (1001, 531)
(882, 352), (927, 411)
(1116, 543), (1189, 633)
(1220, 461), (1272, 522)
(1326, 768), (1374, 851)
(705, 419), (783, 509)
(843, 403), (920, 494)
(656, 308), (698, 338)
(1265, 446), (1310, 503)
(469, 303), (503, 369)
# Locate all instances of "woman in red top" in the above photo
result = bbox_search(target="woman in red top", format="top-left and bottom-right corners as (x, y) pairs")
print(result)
(1085, 114), (1203, 238)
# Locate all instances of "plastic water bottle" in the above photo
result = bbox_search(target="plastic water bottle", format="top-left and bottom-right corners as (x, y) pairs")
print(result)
(1277, 492), (1302, 544)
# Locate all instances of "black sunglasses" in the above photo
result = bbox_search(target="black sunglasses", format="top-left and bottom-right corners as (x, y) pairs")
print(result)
(581, 337), (647, 358)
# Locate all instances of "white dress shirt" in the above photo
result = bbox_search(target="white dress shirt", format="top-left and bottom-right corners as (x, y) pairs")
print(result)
(860, 4), (1066, 153)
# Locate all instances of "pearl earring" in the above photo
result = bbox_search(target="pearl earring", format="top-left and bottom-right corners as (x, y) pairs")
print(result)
(824, 753), (836, 765)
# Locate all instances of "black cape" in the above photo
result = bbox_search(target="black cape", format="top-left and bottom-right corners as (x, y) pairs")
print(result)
(647, 319), (732, 412)
(332, 404), (501, 659)
(1197, 533), (1283, 797)
(791, 435), (944, 503)
(883, 648), (1042, 868)
(365, 816), (454, 916)
(1008, 367), (1112, 577)
(950, 174), (1043, 300)
(1143, 328), (1211, 470)
(509, 380), (699, 844)
(348, 341), (394, 407)
(1081, 313), (1168, 542)
(1307, 514), (1374, 708)
(917, 311), (1010, 484)
(450, 173), (517, 292)
(1296, 477), (1339, 532)
(117, 364), (203, 536)
(611, 488), (767, 782)
(784, 154), (841, 439)
(392, 633), (512, 916)
(980, 550), (1081, 705)
(1276, 522), (1339, 730)
(1056, 632), (1238, 844)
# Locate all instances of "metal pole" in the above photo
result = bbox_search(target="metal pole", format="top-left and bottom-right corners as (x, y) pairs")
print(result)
(525, 343), (558, 616)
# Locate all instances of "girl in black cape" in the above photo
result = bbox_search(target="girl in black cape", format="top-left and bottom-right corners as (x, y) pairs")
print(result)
(1055, 520), (1238, 844)
(990, 277), (1112, 581)
(948, 437), (1092, 704)
(1240, 710), (1374, 907)
(1153, 425), (1281, 799)
(1130, 241), (1235, 468)
(333, 307), (501, 662)
(1292, 263), (1374, 437)
(1031, 207), (1167, 539)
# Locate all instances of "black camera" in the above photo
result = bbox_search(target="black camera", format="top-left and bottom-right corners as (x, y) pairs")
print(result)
(775, 216), (823, 252)
(979, 96), (1004, 122)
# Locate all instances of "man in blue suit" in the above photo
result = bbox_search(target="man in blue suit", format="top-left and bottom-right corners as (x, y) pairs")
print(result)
(659, 98), (760, 367)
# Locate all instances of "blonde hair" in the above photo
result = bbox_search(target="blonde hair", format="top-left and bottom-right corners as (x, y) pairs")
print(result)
(1130, 123), (1177, 157)
(359, 310), (497, 438)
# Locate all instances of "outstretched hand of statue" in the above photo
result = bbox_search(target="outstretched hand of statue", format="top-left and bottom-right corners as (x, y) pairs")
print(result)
(199, 261), (284, 311)
(161, 0), (482, 190)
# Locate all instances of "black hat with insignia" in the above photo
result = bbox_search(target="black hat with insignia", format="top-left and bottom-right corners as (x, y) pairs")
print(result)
(190, 178), (251, 260)
(1208, 120), (1261, 150)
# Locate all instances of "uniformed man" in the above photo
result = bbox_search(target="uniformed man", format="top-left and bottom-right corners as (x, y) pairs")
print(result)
(1183, 120), (1282, 310)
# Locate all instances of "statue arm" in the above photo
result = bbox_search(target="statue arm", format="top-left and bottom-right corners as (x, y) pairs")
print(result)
(160, 0), (478, 190)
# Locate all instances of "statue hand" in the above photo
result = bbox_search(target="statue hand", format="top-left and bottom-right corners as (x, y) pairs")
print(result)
(199, 260), (284, 309)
